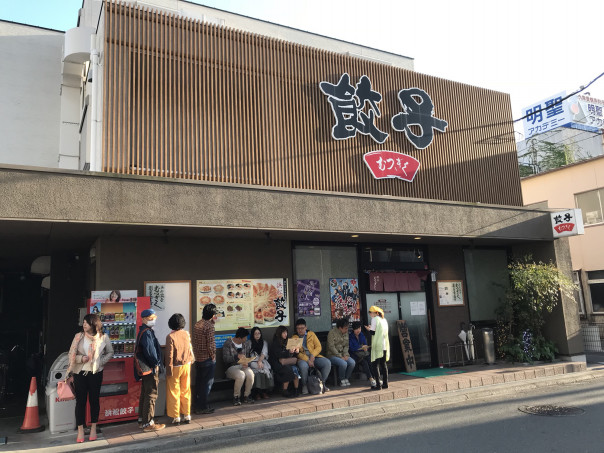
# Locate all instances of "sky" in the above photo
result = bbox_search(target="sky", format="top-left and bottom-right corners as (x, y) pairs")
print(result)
(2, 0), (603, 141)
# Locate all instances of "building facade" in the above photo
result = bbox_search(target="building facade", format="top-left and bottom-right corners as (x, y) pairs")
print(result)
(0, 0), (584, 397)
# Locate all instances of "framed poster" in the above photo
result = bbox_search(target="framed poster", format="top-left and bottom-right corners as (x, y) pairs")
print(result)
(196, 278), (288, 332)
(437, 280), (465, 307)
(144, 281), (191, 346)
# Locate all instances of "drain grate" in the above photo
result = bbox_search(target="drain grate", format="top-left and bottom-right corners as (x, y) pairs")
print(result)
(518, 404), (585, 416)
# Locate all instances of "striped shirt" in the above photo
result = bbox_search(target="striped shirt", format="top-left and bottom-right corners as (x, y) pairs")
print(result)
(192, 319), (216, 362)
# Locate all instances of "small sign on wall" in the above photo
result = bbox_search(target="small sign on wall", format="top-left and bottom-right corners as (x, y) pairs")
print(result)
(551, 209), (584, 238)
(437, 281), (465, 307)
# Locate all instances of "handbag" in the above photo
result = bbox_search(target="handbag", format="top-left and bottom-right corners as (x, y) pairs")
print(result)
(57, 375), (75, 401)
(307, 367), (324, 395)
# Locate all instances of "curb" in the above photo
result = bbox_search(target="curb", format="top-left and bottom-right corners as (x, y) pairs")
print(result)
(96, 368), (604, 453)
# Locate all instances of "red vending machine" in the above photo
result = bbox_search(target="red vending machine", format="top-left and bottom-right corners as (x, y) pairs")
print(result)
(87, 290), (150, 424)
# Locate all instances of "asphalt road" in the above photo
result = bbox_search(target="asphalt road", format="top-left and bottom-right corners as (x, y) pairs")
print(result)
(187, 377), (604, 453)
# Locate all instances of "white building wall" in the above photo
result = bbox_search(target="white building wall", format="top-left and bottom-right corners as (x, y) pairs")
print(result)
(0, 21), (63, 168)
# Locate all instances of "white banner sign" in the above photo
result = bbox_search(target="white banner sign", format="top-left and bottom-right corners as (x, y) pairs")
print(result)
(551, 208), (584, 238)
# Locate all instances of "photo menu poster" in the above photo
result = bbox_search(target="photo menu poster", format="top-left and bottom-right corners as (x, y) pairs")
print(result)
(197, 278), (288, 332)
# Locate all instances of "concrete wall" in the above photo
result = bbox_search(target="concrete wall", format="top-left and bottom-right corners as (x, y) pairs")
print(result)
(0, 22), (63, 168)
(521, 156), (604, 272)
(0, 167), (555, 242)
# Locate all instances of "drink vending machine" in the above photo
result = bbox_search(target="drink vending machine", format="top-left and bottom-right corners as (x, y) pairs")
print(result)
(87, 290), (150, 424)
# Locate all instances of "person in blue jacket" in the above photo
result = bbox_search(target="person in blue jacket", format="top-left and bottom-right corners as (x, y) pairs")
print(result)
(134, 308), (165, 432)
(349, 321), (376, 387)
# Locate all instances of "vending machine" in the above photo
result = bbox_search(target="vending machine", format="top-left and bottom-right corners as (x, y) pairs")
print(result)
(87, 290), (150, 424)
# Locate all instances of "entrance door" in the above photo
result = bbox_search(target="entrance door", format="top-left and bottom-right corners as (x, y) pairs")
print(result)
(399, 292), (433, 368)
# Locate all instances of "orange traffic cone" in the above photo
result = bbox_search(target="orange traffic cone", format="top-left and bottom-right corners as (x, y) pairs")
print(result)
(18, 377), (45, 433)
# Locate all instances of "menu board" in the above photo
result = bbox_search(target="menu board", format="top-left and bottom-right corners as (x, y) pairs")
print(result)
(196, 278), (288, 332)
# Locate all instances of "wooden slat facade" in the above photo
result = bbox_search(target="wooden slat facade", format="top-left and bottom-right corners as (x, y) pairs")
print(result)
(103, 2), (523, 206)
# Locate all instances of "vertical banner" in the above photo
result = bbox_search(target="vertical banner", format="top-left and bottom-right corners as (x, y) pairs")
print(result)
(296, 279), (321, 317)
(329, 278), (361, 322)
(397, 320), (417, 372)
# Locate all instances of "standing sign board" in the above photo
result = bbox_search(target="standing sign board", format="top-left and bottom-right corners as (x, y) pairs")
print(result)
(396, 320), (417, 372)
(551, 209), (584, 238)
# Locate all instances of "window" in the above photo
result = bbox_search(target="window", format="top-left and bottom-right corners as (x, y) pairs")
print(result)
(575, 189), (604, 225)
(587, 271), (604, 313)
(572, 271), (585, 315)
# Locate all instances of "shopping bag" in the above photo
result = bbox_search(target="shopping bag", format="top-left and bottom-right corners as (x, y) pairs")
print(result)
(57, 375), (75, 401)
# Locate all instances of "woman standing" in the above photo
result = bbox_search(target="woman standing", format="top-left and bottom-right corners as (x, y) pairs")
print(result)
(247, 327), (274, 399)
(365, 306), (390, 390)
(268, 326), (300, 398)
(67, 313), (113, 443)
(165, 313), (194, 425)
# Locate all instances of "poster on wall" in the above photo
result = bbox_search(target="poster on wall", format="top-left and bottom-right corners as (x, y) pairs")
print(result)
(297, 279), (321, 317)
(329, 278), (361, 322)
(437, 281), (465, 307)
(144, 281), (191, 346)
(196, 278), (288, 332)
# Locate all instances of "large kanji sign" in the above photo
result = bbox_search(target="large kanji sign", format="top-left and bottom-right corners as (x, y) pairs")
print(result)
(363, 150), (420, 182)
(320, 73), (447, 183)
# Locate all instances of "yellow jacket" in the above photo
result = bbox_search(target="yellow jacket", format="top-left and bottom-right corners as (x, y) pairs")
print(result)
(292, 330), (324, 361)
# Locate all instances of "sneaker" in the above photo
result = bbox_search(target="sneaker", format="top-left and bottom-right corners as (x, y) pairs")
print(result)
(339, 380), (347, 387)
(344, 379), (351, 386)
(182, 415), (191, 424)
(171, 417), (181, 425)
(233, 396), (241, 406)
(382, 383), (389, 389)
(370, 378), (377, 387)
(243, 395), (255, 404)
(301, 385), (309, 395)
(323, 386), (330, 393)
(143, 423), (166, 432)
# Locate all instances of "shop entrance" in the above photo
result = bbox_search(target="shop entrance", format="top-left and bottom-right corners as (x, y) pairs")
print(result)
(366, 291), (434, 369)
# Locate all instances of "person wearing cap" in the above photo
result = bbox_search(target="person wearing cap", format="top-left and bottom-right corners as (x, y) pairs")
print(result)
(134, 308), (165, 432)
(365, 305), (390, 390)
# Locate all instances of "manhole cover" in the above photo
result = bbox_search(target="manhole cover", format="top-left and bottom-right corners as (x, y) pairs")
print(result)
(518, 404), (585, 416)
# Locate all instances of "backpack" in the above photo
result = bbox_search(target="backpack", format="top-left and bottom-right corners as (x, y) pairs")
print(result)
(307, 367), (324, 395)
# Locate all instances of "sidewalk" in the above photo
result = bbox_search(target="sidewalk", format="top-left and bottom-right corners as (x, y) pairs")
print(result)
(2, 361), (600, 452)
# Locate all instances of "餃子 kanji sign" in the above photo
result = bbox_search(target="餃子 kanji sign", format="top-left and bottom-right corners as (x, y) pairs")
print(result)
(320, 73), (448, 182)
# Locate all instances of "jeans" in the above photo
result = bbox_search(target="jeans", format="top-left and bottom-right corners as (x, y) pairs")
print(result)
(73, 370), (103, 426)
(371, 352), (388, 387)
(297, 356), (331, 386)
(195, 359), (215, 410)
(350, 352), (373, 380)
(328, 356), (356, 382)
